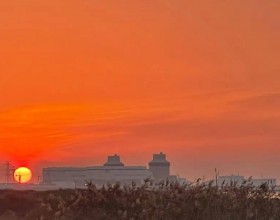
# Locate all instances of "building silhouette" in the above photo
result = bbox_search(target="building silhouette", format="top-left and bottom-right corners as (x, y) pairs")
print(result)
(42, 152), (182, 188)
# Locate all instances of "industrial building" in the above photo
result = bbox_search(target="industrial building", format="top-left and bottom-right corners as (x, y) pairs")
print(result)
(215, 175), (277, 189)
(42, 152), (181, 188)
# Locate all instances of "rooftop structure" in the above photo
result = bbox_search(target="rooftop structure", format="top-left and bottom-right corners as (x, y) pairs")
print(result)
(148, 152), (170, 179)
(104, 154), (124, 166)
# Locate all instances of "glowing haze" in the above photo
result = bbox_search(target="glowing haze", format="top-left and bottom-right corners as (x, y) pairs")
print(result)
(0, 1), (279, 182)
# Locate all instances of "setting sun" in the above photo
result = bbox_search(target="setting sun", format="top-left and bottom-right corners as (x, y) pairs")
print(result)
(14, 167), (32, 183)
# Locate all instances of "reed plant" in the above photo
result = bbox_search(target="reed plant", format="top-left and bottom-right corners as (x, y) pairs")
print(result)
(0, 179), (280, 220)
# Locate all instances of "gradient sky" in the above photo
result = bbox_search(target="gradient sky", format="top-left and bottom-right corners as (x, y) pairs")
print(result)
(0, 0), (280, 182)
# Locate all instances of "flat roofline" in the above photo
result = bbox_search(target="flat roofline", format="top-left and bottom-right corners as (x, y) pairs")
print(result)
(218, 176), (245, 178)
(43, 166), (148, 171)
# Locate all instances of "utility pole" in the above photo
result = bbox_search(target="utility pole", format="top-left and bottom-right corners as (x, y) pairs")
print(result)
(11, 166), (16, 183)
(5, 161), (11, 184)
(37, 176), (41, 184)
(15, 172), (23, 184)
(4, 162), (16, 184)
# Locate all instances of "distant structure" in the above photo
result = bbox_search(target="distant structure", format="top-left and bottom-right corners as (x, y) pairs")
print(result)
(217, 175), (245, 186)
(252, 178), (277, 187)
(149, 152), (170, 179)
(1, 156), (279, 191)
(214, 175), (277, 189)
(42, 152), (183, 188)
(104, 154), (124, 166)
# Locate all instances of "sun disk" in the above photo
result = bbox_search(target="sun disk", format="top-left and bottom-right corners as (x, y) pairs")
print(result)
(14, 167), (32, 183)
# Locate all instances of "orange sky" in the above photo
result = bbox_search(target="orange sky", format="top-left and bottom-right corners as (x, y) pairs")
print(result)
(0, 0), (280, 182)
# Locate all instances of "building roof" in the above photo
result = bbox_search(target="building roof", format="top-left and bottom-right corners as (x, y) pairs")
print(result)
(43, 166), (148, 171)
(104, 154), (124, 166)
(149, 152), (170, 166)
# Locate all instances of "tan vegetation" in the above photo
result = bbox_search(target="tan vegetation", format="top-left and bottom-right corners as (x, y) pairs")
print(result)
(0, 180), (280, 220)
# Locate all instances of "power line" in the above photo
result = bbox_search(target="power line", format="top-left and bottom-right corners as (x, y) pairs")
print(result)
(4, 161), (16, 184)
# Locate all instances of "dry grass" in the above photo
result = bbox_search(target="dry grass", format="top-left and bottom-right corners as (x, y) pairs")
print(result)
(0, 179), (280, 220)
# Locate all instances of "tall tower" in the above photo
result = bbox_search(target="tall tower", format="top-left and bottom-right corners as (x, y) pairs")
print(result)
(4, 162), (16, 184)
(148, 152), (170, 180)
